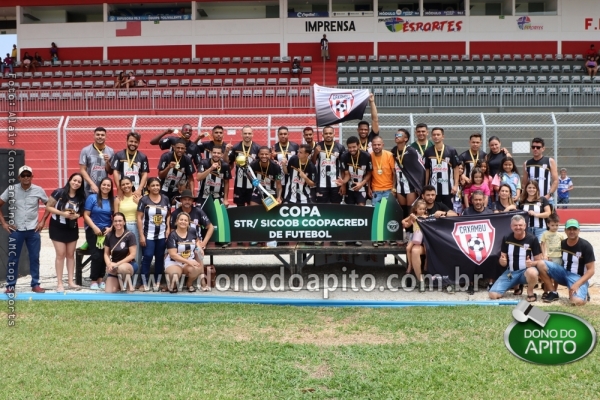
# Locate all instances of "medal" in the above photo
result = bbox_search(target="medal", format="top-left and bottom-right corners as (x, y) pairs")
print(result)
(378, 169), (383, 175)
(324, 142), (334, 161)
(175, 163), (180, 169)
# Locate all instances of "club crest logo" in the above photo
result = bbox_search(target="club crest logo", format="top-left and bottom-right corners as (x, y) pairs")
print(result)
(329, 93), (354, 119)
(452, 220), (495, 265)
(153, 215), (163, 226)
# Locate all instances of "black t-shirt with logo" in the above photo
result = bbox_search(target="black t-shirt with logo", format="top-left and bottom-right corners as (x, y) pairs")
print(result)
(105, 231), (137, 263)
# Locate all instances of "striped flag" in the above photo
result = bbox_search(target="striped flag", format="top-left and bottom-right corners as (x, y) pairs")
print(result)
(314, 84), (370, 127)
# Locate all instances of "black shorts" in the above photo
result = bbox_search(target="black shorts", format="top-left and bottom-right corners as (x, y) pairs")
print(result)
(233, 187), (253, 206)
(345, 190), (367, 205)
(316, 187), (342, 204)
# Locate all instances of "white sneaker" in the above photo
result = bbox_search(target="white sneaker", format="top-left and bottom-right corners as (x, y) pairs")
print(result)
(99, 282), (106, 290)
(90, 282), (99, 290)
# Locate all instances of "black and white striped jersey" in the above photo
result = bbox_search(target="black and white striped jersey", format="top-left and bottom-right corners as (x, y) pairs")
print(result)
(110, 150), (150, 190)
(525, 156), (552, 197)
(198, 159), (231, 200)
(339, 150), (372, 193)
(519, 197), (550, 229)
(229, 141), (262, 190)
(284, 156), (316, 204)
(137, 194), (170, 240)
(458, 149), (487, 179)
(158, 151), (194, 195)
(561, 238), (595, 276)
(424, 145), (459, 196)
(501, 232), (542, 271)
(358, 130), (379, 154)
(391, 146), (421, 195)
(200, 140), (229, 160)
(315, 141), (346, 189)
(166, 229), (198, 261)
(158, 136), (202, 169)
(250, 159), (283, 196)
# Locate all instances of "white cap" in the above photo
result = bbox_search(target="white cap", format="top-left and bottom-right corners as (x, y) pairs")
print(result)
(18, 165), (33, 176)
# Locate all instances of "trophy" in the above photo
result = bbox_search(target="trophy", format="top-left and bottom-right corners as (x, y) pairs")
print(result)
(235, 154), (279, 211)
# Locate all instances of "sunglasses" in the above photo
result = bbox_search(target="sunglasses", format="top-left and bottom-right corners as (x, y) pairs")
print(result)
(395, 134), (404, 138)
(531, 145), (542, 149)
(21, 174), (32, 178)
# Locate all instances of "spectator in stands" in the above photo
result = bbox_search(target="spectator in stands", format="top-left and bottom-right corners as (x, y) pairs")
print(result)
(34, 52), (43, 67)
(424, 127), (460, 209)
(137, 177), (171, 290)
(458, 133), (487, 183)
(103, 212), (138, 293)
(320, 34), (329, 60)
(229, 125), (261, 208)
(519, 180), (552, 240)
(557, 168), (574, 208)
(357, 94), (380, 153)
(114, 177), (142, 267)
(150, 123), (202, 173)
(109, 131), (149, 198)
(11, 44), (17, 59)
(489, 214), (550, 302)
(22, 52), (36, 73)
(114, 72), (126, 88)
(463, 190), (493, 216)
(164, 212), (205, 293)
(83, 177), (115, 290)
(123, 71), (137, 88)
(158, 138), (195, 203)
(0, 166), (49, 294)
(1, 53), (14, 75)
(43, 173), (86, 292)
(410, 123), (433, 157)
(586, 44), (598, 58)
(585, 54), (598, 78)
(522, 137), (558, 206)
(485, 136), (511, 179)
(536, 219), (595, 305)
(79, 127), (114, 196)
(50, 42), (59, 60)
(493, 184), (517, 213)
(291, 58), (301, 78)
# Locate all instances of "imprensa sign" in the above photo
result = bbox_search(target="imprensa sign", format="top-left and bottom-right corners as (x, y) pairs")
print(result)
(305, 20), (357, 31)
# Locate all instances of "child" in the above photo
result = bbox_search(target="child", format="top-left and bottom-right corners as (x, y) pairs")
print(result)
(492, 156), (521, 203)
(557, 168), (573, 208)
(463, 167), (490, 208)
(453, 163), (465, 215)
(402, 199), (427, 275)
(540, 213), (564, 294)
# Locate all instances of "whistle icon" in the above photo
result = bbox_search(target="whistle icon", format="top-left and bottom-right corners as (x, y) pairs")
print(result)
(512, 300), (550, 328)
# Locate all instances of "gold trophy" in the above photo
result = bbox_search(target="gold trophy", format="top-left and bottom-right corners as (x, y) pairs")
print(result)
(235, 154), (278, 211)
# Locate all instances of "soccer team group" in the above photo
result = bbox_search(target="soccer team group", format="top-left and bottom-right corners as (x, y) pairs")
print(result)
(0, 95), (594, 300)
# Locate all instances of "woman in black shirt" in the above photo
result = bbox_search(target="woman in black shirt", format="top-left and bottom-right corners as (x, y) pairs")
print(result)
(165, 212), (204, 292)
(103, 212), (138, 293)
(494, 184), (517, 213)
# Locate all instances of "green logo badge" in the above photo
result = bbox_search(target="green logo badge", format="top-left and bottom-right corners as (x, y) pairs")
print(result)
(504, 300), (597, 365)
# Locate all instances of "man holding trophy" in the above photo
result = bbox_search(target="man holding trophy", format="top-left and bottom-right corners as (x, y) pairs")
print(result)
(235, 146), (282, 210)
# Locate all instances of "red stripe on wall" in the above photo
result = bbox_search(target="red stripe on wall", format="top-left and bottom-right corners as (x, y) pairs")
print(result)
(562, 41), (600, 56)
(288, 42), (374, 61)
(116, 21), (141, 37)
(378, 41), (465, 56)
(195, 44), (280, 58)
(470, 41), (557, 57)
(21, 47), (103, 61)
(108, 45), (192, 60)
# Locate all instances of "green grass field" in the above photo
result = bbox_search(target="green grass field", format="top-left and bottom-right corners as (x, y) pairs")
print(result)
(3, 302), (600, 399)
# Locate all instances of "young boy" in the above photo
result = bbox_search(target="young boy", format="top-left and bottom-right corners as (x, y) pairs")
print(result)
(540, 213), (564, 293)
(557, 168), (573, 208)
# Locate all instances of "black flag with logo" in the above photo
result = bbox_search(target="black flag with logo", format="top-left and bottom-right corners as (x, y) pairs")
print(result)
(314, 84), (370, 127)
(396, 149), (426, 195)
(418, 211), (528, 283)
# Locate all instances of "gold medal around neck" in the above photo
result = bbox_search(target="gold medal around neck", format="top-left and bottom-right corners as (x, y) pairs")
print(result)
(378, 169), (383, 175)
(175, 163), (180, 169)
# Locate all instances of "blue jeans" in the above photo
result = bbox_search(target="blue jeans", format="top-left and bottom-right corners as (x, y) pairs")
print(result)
(126, 222), (142, 267)
(141, 238), (166, 283)
(544, 261), (588, 301)
(1, 64), (14, 75)
(557, 197), (569, 209)
(7, 230), (41, 288)
(372, 190), (392, 205)
(528, 227), (546, 241)
(489, 269), (528, 296)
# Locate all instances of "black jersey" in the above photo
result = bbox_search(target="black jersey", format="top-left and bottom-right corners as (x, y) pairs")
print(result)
(525, 156), (552, 197)
(158, 151), (194, 195)
(458, 149), (487, 179)
(519, 197), (550, 229)
(315, 141), (346, 189)
(339, 150), (372, 193)
(229, 141), (261, 190)
(358, 130), (379, 153)
(501, 232), (542, 271)
(561, 238), (596, 276)
(424, 144), (459, 196)
(166, 229), (198, 258)
(250, 159), (283, 196)
(158, 136), (202, 169)
(110, 150), (150, 190)
(49, 188), (85, 229)
(137, 194), (170, 240)
(200, 140), (228, 160)
(170, 206), (212, 239)
(284, 156), (316, 204)
(198, 158), (231, 200)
